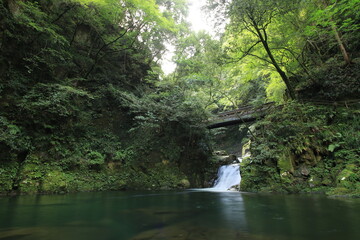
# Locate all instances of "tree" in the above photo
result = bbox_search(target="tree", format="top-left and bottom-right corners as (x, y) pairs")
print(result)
(168, 31), (232, 110)
(306, 0), (360, 65)
(0, 0), (212, 194)
(225, 0), (302, 99)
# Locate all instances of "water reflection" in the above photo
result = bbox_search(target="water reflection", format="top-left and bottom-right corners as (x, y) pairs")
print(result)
(214, 192), (247, 228)
(0, 191), (359, 240)
(241, 194), (360, 240)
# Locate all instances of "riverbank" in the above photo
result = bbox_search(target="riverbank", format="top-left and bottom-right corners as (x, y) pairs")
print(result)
(239, 102), (360, 198)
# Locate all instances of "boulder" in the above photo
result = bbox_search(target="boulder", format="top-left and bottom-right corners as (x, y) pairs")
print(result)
(178, 179), (190, 189)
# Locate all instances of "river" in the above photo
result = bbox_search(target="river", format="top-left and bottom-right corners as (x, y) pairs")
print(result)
(0, 191), (359, 240)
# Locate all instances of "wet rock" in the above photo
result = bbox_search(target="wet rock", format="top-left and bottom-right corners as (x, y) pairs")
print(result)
(228, 184), (240, 191)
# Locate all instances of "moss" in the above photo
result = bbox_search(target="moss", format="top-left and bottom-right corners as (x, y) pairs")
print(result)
(278, 149), (294, 174)
(0, 0), (212, 196)
(41, 170), (70, 193)
(18, 180), (40, 194)
(321, 177), (333, 186)
(126, 162), (188, 190)
(331, 163), (359, 196)
(337, 169), (354, 185)
(242, 141), (251, 156)
(327, 185), (360, 197)
(178, 179), (190, 188)
(0, 154), (196, 195)
(308, 176), (322, 187)
(239, 102), (360, 196)
(18, 155), (45, 194)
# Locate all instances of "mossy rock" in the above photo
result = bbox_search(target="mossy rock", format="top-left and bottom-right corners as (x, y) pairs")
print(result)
(336, 166), (358, 186)
(242, 141), (251, 156)
(279, 171), (293, 184)
(327, 187), (354, 196)
(308, 176), (322, 187)
(240, 157), (251, 168)
(278, 150), (294, 174)
(300, 148), (320, 166)
(333, 164), (359, 195)
(18, 179), (41, 194)
(18, 157), (45, 194)
(321, 177), (333, 186)
(178, 179), (190, 188)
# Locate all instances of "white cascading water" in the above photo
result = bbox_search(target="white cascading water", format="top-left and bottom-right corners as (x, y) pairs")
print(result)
(212, 164), (241, 190)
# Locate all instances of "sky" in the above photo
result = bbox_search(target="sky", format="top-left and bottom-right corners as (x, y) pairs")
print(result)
(161, 0), (211, 75)
(187, 0), (211, 32)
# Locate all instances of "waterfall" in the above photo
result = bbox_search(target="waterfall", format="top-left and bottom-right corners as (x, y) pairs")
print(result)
(212, 164), (241, 190)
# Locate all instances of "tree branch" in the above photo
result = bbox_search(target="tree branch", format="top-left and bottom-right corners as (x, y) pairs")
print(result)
(51, 4), (76, 24)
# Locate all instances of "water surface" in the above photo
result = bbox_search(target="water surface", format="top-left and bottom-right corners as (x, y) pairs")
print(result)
(0, 191), (359, 240)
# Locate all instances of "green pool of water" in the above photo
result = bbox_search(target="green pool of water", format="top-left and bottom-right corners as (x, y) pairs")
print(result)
(0, 190), (359, 240)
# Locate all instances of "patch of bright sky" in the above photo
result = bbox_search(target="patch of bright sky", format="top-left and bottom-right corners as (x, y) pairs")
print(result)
(161, 0), (212, 75)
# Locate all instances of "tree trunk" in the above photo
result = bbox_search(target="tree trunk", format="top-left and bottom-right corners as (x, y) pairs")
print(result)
(331, 24), (352, 65)
(320, 0), (352, 65)
(253, 25), (296, 100)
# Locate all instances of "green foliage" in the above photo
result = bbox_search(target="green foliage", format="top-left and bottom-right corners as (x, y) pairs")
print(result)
(126, 162), (189, 190)
(19, 83), (92, 124)
(304, 0), (360, 60)
(241, 102), (359, 196)
(86, 151), (105, 167)
(18, 154), (46, 194)
(296, 61), (360, 100)
(0, 0), (210, 195)
(2, 0), (357, 196)
(41, 170), (70, 193)
(203, 0), (360, 104)
(113, 148), (135, 163)
(0, 116), (30, 152)
(0, 161), (19, 192)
